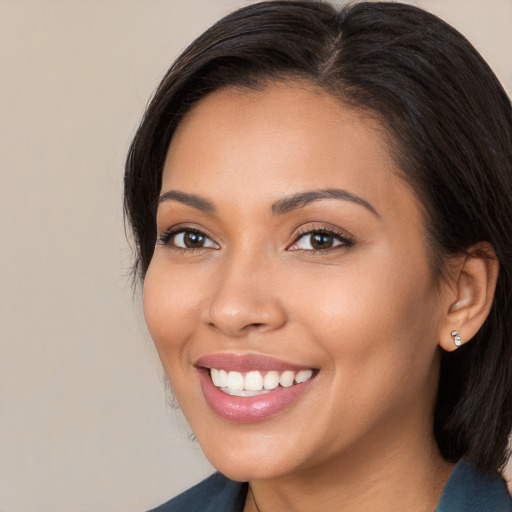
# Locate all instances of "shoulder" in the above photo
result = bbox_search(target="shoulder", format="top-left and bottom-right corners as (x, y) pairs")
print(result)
(146, 472), (248, 512)
(436, 460), (512, 512)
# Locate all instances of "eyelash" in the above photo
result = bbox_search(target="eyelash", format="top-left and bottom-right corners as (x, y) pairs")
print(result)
(288, 226), (354, 252)
(158, 227), (218, 251)
(158, 226), (354, 252)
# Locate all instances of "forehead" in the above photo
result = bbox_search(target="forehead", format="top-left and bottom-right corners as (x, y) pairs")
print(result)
(162, 84), (418, 223)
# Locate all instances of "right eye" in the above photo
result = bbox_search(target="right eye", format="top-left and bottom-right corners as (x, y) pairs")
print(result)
(159, 228), (219, 250)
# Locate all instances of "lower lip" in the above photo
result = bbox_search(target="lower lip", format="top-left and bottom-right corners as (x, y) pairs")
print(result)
(198, 369), (315, 423)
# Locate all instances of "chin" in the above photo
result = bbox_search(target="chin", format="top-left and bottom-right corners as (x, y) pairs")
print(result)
(207, 453), (292, 483)
(193, 422), (312, 483)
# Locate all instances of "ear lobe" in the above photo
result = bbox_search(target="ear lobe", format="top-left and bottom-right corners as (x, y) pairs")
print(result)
(438, 242), (499, 352)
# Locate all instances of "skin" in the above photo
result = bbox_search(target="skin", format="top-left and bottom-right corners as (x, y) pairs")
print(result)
(143, 84), (460, 511)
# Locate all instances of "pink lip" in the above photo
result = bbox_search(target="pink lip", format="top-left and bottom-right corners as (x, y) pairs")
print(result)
(196, 353), (311, 372)
(195, 354), (317, 423)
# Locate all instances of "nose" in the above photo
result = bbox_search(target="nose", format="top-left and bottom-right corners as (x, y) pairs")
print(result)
(203, 251), (287, 337)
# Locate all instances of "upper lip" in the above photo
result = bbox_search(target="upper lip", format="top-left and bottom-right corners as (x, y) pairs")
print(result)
(195, 353), (315, 372)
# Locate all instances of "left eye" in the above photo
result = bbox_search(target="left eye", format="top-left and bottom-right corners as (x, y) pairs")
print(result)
(169, 229), (219, 249)
(289, 231), (350, 251)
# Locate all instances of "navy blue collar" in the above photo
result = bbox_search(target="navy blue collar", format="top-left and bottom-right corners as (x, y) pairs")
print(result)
(150, 459), (511, 511)
(435, 460), (511, 512)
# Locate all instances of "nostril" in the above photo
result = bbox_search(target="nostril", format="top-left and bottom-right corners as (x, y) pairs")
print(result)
(207, 321), (269, 332)
(247, 323), (265, 329)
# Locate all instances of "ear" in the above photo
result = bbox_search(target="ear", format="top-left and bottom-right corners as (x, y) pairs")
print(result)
(438, 242), (499, 352)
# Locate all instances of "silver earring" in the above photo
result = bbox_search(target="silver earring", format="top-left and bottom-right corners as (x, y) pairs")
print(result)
(451, 330), (462, 347)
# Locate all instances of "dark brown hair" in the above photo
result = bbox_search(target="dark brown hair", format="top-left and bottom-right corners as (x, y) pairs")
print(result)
(125, 1), (512, 473)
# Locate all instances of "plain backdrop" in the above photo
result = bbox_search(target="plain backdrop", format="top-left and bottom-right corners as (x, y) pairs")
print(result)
(0, 1), (511, 511)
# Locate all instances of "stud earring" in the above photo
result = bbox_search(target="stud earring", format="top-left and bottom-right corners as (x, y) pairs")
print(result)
(451, 330), (462, 347)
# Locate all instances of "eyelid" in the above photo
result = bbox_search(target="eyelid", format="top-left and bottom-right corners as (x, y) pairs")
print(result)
(157, 225), (219, 249)
(287, 224), (354, 251)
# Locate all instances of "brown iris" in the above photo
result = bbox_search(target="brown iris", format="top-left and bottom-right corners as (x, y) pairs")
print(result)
(183, 231), (207, 248)
(309, 233), (335, 250)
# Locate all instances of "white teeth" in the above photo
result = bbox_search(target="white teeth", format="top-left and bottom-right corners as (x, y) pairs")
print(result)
(244, 371), (263, 391)
(263, 371), (279, 390)
(211, 368), (221, 386)
(295, 369), (313, 384)
(279, 370), (295, 388)
(218, 369), (228, 388)
(227, 371), (244, 391)
(210, 368), (314, 395)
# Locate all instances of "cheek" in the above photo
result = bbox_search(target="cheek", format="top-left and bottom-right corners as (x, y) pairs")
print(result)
(143, 259), (218, 432)
(289, 249), (440, 378)
(298, 260), (440, 435)
(142, 259), (201, 365)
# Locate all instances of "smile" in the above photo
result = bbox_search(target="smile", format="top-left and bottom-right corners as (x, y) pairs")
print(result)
(210, 368), (314, 396)
(196, 354), (318, 422)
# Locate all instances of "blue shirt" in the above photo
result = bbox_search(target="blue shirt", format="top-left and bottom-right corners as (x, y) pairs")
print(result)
(148, 460), (512, 511)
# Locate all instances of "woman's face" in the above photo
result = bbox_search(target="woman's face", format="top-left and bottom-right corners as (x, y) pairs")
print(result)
(144, 84), (447, 482)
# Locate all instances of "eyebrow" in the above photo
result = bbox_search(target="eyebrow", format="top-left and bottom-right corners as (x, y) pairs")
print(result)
(271, 188), (378, 216)
(158, 187), (378, 217)
(158, 190), (216, 214)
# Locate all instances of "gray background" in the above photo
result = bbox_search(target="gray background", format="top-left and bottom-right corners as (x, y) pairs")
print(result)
(1, 1), (511, 511)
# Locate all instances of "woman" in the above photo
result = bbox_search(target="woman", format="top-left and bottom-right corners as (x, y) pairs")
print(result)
(124, 1), (512, 511)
